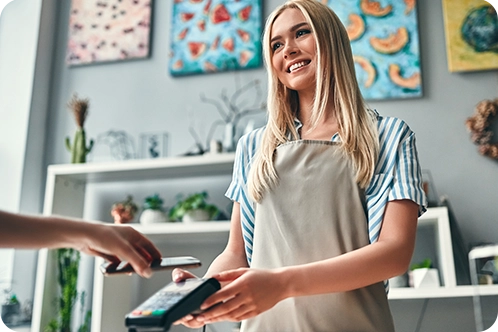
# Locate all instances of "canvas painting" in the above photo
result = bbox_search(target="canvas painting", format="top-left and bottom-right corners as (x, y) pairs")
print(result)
(442, 0), (498, 72)
(169, 0), (262, 76)
(323, 0), (422, 100)
(66, 0), (152, 66)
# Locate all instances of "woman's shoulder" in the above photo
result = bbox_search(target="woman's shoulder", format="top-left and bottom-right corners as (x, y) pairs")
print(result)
(373, 111), (413, 139)
(236, 126), (266, 156)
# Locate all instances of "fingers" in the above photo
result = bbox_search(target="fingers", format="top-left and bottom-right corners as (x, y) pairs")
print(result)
(211, 268), (246, 282)
(172, 268), (197, 282)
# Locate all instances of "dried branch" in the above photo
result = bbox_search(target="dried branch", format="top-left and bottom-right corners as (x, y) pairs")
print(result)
(200, 93), (230, 122)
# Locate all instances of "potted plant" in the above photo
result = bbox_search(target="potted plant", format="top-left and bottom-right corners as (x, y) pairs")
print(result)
(409, 258), (440, 288)
(169, 191), (219, 223)
(1, 291), (20, 326)
(110, 195), (138, 224)
(139, 194), (167, 224)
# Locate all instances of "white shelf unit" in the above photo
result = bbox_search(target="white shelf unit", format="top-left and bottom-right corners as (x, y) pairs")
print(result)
(31, 154), (498, 331)
(31, 154), (235, 332)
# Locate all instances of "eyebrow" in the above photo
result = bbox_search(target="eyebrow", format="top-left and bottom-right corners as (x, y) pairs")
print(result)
(270, 22), (310, 44)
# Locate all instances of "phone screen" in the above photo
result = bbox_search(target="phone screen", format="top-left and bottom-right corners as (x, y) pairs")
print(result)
(101, 256), (201, 275)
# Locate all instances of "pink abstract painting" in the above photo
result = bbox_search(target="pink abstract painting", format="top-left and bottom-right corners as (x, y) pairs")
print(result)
(66, 0), (152, 66)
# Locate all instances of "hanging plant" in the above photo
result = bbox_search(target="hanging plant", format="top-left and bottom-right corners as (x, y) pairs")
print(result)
(465, 98), (498, 160)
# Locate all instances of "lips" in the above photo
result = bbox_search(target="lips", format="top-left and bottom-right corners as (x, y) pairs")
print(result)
(287, 60), (311, 73)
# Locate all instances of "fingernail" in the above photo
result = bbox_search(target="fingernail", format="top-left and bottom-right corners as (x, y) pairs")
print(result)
(143, 268), (152, 278)
(173, 273), (180, 281)
(196, 316), (205, 322)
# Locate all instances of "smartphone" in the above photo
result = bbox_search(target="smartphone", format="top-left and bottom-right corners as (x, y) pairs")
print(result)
(100, 256), (201, 276)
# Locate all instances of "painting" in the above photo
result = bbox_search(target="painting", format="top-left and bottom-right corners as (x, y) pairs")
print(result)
(324, 0), (422, 100)
(66, 0), (153, 66)
(442, 0), (498, 72)
(169, 0), (262, 76)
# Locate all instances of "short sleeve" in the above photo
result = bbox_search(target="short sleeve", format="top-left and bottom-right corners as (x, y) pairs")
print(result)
(388, 131), (428, 216)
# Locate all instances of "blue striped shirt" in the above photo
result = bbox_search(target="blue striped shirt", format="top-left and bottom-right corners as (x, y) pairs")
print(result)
(225, 112), (428, 269)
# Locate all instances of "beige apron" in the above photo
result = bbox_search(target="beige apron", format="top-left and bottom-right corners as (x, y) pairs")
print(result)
(241, 140), (394, 332)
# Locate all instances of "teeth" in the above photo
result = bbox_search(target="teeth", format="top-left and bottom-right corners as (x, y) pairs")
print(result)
(289, 61), (309, 72)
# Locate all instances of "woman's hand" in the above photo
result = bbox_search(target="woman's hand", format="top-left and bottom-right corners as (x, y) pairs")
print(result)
(194, 268), (287, 324)
(77, 223), (162, 278)
(171, 268), (205, 328)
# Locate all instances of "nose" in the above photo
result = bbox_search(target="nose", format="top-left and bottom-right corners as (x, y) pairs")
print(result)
(283, 42), (298, 59)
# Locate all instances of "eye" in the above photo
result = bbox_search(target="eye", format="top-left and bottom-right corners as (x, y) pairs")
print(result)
(296, 29), (311, 38)
(272, 41), (283, 52)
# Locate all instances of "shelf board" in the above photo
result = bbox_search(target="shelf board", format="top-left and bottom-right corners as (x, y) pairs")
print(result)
(389, 285), (498, 299)
(131, 221), (231, 235)
(47, 153), (236, 183)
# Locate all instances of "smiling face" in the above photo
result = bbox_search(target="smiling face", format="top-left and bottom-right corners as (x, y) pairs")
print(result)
(270, 8), (317, 93)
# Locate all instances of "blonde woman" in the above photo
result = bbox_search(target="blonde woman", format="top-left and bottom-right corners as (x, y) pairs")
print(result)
(174, 0), (426, 330)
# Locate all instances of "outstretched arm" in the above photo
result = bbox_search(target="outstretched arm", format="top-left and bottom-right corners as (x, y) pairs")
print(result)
(0, 210), (162, 278)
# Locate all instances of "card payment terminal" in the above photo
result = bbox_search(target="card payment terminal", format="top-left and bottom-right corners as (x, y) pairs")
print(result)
(125, 278), (220, 332)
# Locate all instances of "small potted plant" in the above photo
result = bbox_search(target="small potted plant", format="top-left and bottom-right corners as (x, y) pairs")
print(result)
(1, 291), (20, 326)
(169, 191), (219, 223)
(139, 194), (167, 224)
(409, 258), (440, 288)
(110, 195), (138, 224)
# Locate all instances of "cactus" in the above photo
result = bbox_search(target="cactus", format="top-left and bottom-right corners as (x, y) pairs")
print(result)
(65, 94), (94, 164)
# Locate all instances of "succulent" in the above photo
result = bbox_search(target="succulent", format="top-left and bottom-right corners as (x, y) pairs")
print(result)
(111, 195), (139, 224)
(168, 191), (219, 221)
(143, 194), (165, 211)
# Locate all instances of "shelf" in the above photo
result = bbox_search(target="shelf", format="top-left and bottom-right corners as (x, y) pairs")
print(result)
(131, 221), (231, 235)
(389, 285), (498, 299)
(46, 153), (235, 183)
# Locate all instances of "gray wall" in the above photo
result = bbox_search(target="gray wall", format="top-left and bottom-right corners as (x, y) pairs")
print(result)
(43, 0), (498, 247)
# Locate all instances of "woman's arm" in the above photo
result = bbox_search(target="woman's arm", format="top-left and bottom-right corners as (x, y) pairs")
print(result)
(0, 210), (162, 278)
(194, 199), (419, 323)
(172, 202), (249, 328)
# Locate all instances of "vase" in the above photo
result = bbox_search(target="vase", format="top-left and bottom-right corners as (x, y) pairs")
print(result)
(139, 209), (167, 224)
(182, 209), (210, 223)
(222, 122), (236, 152)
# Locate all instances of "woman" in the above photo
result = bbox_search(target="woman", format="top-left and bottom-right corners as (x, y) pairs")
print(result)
(174, 0), (427, 330)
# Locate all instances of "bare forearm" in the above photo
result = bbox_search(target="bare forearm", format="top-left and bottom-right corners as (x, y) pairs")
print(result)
(0, 210), (93, 249)
(280, 240), (411, 298)
(205, 249), (249, 278)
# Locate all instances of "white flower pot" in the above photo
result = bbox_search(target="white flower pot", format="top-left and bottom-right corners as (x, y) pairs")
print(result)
(182, 209), (210, 223)
(139, 209), (167, 224)
(412, 268), (440, 288)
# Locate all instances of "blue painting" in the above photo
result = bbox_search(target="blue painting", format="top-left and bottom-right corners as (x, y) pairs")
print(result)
(325, 0), (422, 100)
(169, 0), (262, 76)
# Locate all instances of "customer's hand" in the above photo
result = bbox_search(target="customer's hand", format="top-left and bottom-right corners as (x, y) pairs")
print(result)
(77, 223), (162, 278)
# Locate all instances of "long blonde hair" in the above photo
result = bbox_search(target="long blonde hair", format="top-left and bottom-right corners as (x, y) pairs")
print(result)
(248, 0), (379, 202)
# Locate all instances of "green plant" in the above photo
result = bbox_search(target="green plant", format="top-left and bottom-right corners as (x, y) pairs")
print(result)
(65, 94), (94, 164)
(168, 191), (219, 221)
(410, 258), (432, 271)
(143, 194), (165, 210)
(45, 248), (90, 332)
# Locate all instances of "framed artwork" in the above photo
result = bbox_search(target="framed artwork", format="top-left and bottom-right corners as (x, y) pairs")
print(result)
(442, 0), (498, 72)
(169, 0), (262, 76)
(66, 0), (153, 66)
(324, 0), (422, 100)
(140, 132), (169, 159)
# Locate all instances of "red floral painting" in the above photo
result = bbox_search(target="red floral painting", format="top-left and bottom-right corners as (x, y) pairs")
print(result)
(169, 0), (262, 76)
(66, 0), (152, 66)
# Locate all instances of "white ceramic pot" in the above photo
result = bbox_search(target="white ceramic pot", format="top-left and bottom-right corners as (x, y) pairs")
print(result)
(412, 268), (441, 288)
(139, 209), (167, 224)
(182, 209), (210, 223)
